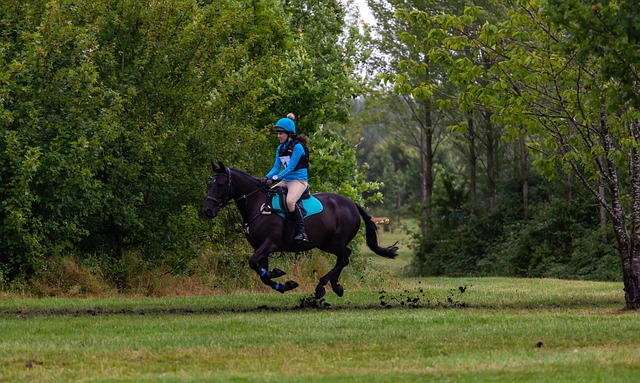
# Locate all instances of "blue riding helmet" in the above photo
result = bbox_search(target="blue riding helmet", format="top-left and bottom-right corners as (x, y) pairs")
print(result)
(274, 117), (296, 134)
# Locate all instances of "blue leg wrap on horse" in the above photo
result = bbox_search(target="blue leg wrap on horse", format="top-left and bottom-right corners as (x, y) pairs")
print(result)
(260, 268), (267, 277)
(274, 282), (281, 291)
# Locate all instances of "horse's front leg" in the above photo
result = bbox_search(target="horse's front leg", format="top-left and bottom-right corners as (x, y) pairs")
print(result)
(248, 245), (299, 294)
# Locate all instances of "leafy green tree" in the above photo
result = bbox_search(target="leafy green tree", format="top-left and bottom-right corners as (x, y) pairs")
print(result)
(0, 0), (277, 279)
(261, 0), (365, 133)
(400, 0), (640, 308)
(0, 0), (372, 284)
(1, 0), (126, 278)
(367, 0), (444, 234)
(365, 0), (509, 233)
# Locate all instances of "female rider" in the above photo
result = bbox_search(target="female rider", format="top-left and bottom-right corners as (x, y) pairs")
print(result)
(263, 113), (309, 243)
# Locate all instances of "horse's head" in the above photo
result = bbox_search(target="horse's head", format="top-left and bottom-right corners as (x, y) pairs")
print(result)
(203, 161), (232, 219)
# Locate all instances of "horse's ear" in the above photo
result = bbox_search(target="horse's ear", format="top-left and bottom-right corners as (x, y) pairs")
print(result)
(211, 161), (218, 172)
(218, 161), (226, 171)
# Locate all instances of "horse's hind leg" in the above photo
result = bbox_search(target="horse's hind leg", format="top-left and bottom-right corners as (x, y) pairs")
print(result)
(315, 247), (351, 299)
(329, 247), (351, 297)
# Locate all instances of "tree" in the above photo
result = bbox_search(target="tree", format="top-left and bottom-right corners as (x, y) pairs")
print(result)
(400, 0), (640, 308)
(366, 0), (510, 233)
(366, 0), (457, 234)
(0, 0), (369, 283)
(260, 0), (365, 134)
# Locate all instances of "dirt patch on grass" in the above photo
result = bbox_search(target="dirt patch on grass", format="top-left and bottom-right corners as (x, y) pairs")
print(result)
(4, 286), (471, 318)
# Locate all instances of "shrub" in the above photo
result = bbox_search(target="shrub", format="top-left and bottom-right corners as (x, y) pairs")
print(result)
(412, 192), (620, 281)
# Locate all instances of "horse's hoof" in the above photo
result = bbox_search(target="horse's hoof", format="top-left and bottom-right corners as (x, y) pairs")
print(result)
(271, 268), (286, 278)
(315, 285), (326, 299)
(274, 282), (286, 294)
(285, 280), (299, 291)
(332, 284), (344, 297)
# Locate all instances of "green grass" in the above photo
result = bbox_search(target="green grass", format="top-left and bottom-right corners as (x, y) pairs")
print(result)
(1, 277), (638, 382)
(2, 222), (636, 382)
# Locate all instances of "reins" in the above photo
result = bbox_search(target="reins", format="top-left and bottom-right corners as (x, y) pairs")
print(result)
(235, 183), (265, 203)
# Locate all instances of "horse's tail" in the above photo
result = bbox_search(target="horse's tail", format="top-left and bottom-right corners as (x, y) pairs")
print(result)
(356, 205), (399, 259)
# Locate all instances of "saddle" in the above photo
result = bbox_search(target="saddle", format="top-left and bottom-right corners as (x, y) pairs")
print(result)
(261, 186), (323, 219)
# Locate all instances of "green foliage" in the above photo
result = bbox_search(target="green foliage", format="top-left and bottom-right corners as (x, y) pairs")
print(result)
(413, 207), (507, 277)
(486, 197), (619, 281)
(390, 0), (640, 294)
(309, 126), (383, 205)
(368, 139), (421, 216)
(0, 0), (269, 280)
(544, 0), (640, 108)
(414, 184), (620, 281)
(0, 0), (367, 285)
(251, 0), (366, 134)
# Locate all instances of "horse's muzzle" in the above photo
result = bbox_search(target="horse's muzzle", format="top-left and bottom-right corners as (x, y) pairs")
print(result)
(202, 203), (219, 219)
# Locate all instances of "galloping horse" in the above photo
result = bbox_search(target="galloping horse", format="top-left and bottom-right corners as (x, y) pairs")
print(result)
(203, 162), (398, 298)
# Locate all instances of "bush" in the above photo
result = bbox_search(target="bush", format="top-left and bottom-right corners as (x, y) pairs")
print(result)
(412, 192), (620, 281)
(571, 228), (620, 281)
(412, 208), (508, 277)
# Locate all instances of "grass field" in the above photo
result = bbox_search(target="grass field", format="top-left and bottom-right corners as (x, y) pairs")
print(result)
(1, 276), (638, 382)
(2, 222), (639, 382)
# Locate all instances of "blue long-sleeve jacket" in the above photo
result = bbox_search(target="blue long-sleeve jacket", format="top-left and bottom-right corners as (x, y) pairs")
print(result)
(265, 140), (308, 182)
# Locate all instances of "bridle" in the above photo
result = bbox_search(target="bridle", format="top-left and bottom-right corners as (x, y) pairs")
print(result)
(206, 168), (233, 210)
(206, 168), (265, 210)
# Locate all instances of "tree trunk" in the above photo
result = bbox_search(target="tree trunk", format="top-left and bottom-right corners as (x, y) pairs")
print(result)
(520, 138), (529, 219)
(625, 138), (640, 309)
(599, 184), (607, 243)
(419, 67), (433, 236)
(425, 108), (434, 235)
(611, 217), (640, 310)
(467, 115), (477, 213)
(484, 111), (496, 210)
(419, 121), (427, 235)
(603, 125), (640, 309)
(420, 106), (434, 237)
(396, 193), (402, 227)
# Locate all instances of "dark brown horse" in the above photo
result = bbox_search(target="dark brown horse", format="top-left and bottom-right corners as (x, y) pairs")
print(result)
(203, 162), (398, 298)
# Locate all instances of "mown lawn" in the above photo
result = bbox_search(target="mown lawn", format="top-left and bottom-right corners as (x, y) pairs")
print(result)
(1, 277), (638, 382)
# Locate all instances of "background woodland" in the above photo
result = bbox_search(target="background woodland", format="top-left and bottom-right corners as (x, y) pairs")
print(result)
(2, 0), (638, 306)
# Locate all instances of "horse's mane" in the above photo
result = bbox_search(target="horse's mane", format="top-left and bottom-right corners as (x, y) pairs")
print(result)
(230, 167), (262, 186)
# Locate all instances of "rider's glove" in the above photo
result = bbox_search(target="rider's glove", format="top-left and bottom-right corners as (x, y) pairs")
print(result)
(260, 177), (273, 187)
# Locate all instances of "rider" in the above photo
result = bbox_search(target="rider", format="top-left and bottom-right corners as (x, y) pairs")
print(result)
(263, 113), (310, 243)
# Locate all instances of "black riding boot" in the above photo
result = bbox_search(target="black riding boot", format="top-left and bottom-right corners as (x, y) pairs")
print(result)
(291, 205), (309, 243)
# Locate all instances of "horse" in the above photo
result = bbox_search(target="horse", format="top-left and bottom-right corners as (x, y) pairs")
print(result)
(202, 162), (398, 299)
